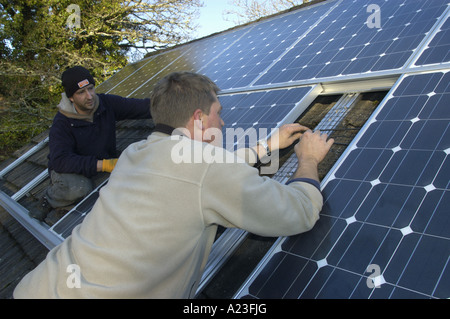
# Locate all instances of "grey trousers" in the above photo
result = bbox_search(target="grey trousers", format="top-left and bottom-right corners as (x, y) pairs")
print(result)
(45, 171), (94, 208)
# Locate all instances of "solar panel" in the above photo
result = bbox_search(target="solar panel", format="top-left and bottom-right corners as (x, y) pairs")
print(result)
(219, 86), (320, 151)
(254, 0), (449, 85)
(104, 48), (189, 98)
(235, 70), (450, 299)
(95, 0), (449, 96)
(1, 0), (449, 299)
(96, 27), (254, 99)
(198, 0), (337, 90)
(95, 58), (154, 94)
(51, 181), (106, 240)
(414, 12), (450, 66)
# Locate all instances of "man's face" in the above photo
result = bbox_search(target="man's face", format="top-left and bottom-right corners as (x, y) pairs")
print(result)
(201, 96), (225, 146)
(204, 97), (224, 131)
(70, 84), (96, 114)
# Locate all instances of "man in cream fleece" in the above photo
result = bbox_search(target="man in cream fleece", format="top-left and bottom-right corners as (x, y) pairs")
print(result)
(14, 71), (333, 299)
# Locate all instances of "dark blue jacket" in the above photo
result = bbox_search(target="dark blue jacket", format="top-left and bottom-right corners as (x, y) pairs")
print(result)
(48, 94), (151, 178)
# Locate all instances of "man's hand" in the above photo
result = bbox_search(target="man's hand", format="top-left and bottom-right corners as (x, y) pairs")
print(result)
(268, 123), (310, 151)
(100, 158), (118, 173)
(253, 123), (308, 160)
(290, 130), (334, 182)
(295, 130), (334, 165)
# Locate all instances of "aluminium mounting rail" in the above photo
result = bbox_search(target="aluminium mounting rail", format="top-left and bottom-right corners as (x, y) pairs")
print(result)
(0, 190), (62, 249)
(0, 137), (49, 178)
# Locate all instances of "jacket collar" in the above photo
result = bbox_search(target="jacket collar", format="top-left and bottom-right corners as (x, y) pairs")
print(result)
(57, 92), (100, 122)
(154, 123), (188, 137)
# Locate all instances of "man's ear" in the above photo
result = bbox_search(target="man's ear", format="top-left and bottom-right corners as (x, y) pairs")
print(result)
(193, 109), (204, 130)
(193, 109), (203, 121)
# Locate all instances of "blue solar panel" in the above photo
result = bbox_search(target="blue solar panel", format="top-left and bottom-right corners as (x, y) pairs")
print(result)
(219, 86), (318, 151)
(235, 71), (450, 299)
(96, 0), (449, 97)
(255, 0), (449, 85)
(41, 0), (449, 297)
(414, 12), (450, 66)
(196, 0), (337, 90)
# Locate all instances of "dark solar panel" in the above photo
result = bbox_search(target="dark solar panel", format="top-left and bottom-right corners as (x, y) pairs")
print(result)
(235, 71), (450, 299)
(219, 86), (319, 151)
(3, 0), (447, 297)
(50, 183), (104, 239)
(100, 28), (254, 98)
(198, 0), (337, 90)
(254, 0), (449, 85)
(414, 13), (450, 66)
(106, 48), (188, 98)
(95, 58), (154, 94)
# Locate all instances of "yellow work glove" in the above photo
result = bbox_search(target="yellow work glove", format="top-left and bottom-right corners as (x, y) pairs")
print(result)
(102, 158), (118, 173)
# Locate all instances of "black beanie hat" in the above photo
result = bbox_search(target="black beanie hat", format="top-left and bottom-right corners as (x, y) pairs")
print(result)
(61, 66), (96, 98)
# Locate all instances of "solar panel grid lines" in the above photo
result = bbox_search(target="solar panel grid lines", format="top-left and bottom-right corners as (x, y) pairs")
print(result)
(247, 0), (343, 87)
(254, 0), (450, 86)
(234, 70), (450, 299)
(131, 29), (255, 98)
(413, 6), (450, 66)
(98, 26), (255, 98)
(96, 0), (450, 99)
(95, 57), (155, 94)
(218, 85), (319, 151)
(197, 0), (338, 90)
(121, 48), (193, 98)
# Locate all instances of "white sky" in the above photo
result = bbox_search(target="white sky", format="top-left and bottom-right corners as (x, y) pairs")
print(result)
(195, 1), (239, 39)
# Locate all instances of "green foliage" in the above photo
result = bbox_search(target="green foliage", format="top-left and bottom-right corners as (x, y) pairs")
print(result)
(0, 0), (203, 159)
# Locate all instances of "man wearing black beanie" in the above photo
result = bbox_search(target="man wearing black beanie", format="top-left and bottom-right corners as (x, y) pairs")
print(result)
(31, 66), (152, 223)
(61, 65), (96, 98)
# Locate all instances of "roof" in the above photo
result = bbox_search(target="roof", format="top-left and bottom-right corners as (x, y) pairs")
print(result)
(1, 0), (449, 299)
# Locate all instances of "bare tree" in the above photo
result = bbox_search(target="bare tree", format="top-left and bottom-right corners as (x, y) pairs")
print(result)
(224, 0), (309, 25)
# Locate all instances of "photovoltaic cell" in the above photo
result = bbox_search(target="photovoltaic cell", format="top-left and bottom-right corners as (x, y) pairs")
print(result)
(255, 0), (449, 85)
(414, 12), (450, 66)
(219, 86), (316, 151)
(32, 0), (449, 294)
(96, 0), (449, 97)
(197, 0), (336, 90)
(95, 58), (154, 94)
(105, 48), (188, 98)
(235, 71), (450, 299)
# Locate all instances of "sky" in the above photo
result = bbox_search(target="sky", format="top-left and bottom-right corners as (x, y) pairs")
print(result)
(195, 1), (238, 39)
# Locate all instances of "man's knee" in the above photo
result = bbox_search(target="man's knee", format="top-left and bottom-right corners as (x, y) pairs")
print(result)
(67, 175), (94, 200)
(48, 171), (94, 204)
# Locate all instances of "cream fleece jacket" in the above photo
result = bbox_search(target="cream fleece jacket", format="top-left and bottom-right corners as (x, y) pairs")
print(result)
(14, 131), (322, 299)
